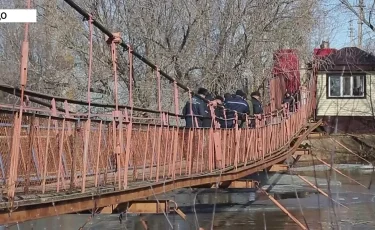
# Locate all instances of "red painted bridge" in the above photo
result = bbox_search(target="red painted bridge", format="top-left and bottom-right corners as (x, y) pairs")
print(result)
(0, 0), (321, 226)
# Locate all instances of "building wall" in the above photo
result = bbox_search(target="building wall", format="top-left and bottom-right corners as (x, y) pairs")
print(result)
(316, 71), (375, 116)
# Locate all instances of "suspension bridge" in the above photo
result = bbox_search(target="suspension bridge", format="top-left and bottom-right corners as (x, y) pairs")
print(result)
(0, 0), (322, 227)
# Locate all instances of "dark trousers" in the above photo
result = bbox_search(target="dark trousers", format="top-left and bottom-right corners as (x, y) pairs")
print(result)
(202, 117), (212, 128)
(185, 117), (202, 128)
(221, 120), (234, 129)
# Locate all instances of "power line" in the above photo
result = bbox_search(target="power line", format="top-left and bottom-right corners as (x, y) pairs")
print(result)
(339, 0), (374, 34)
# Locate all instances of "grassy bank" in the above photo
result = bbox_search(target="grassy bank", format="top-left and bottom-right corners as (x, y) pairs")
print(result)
(296, 135), (375, 166)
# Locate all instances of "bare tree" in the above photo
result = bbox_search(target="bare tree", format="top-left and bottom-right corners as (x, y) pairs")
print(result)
(0, 0), (321, 114)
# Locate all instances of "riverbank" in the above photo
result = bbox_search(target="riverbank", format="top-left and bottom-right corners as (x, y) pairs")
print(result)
(298, 135), (375, 164)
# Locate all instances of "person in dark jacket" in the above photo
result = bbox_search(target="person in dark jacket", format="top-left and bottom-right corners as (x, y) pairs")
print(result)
(202, 95), (224, 128)
(282, 91), (295, 112)
(293, 90), (300, 110)
(249, 91), (263, 128)
(224, 90), (250, 128)
(250, 91), (263, 115)
(182, 88), (209, 128)
(224, 93), (233, 102)
(213, 95), (225, 118)
(202, 94), (214, 128)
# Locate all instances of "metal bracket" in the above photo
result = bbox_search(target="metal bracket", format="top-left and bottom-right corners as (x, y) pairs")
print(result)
(105, 32), (121, 44)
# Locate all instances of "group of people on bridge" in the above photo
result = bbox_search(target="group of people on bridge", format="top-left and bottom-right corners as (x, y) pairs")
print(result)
(182, 88), (297, 129)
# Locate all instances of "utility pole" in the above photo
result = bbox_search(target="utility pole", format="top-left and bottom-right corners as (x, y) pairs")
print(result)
(357, 0), (365, 48)
(349, 19), (355, 46)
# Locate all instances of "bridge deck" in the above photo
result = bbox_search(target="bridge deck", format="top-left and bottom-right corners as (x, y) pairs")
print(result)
(0, 119), (321, 224)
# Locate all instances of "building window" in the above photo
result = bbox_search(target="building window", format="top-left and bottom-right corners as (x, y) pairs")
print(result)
(328, 74), (365, 98)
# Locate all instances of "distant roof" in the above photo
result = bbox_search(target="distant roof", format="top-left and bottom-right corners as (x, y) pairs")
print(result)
(317, 47), (375, 71)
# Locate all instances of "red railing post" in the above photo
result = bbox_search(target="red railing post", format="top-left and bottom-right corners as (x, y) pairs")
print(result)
(7, 0), (32, 201)
(94, 121), (103, 187)
(57, 119), (66, 192)
(171, 81), (179, 179)
(124, 44), (134, 188)
(210, 105), (222, 169)
(234, 112), (240, 169)
(42, 117), (51, 193)
(24, 115), (35, 194)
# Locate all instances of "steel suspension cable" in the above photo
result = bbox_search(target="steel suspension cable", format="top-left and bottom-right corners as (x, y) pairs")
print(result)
(87, 14), (93, 116)
(127, 44), (134, 108)
(314, 156), (369, 189)
(110, 39), (119, 111)
(155, 67), (165, 125)
(173, 81), (180, 126)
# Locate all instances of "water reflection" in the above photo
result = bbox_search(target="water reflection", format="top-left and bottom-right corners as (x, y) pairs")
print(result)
(9, 205), (375, 230)
(5, 167), (375, 230)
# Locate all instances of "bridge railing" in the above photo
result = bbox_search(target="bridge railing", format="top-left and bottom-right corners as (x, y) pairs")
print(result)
(0, 77), (316, 196)
(0, 0), (317, 199)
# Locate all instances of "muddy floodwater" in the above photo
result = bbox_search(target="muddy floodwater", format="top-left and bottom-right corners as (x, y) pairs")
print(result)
(4, 165), (375, 230)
